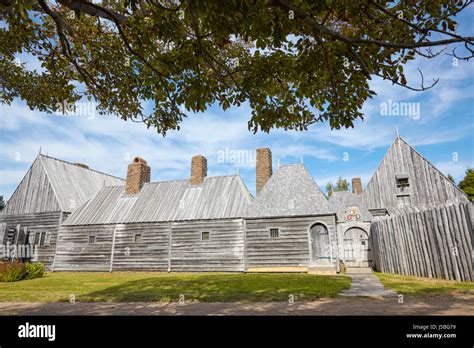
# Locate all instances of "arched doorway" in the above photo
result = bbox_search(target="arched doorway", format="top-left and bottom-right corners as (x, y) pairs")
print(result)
(309, 223), (330, 263)
(343, 227), (371, 267)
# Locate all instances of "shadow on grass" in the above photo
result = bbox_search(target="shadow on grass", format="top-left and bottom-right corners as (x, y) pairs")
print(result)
(78, 273), (351, 303)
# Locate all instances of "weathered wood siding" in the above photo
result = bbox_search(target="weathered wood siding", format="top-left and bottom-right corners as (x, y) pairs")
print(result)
(371, 203), (473, 281)
(364, 137), (469, 210)
(53, 224), (115, 271)
(112, 223), (170, 271)
(335, 221), (372, 267)
(245, 215), (337, 269)
(170, 219), (245, 272)
(0, 212), (63, 269)
(54, 219), (245, 272)
(4, 159), (61, 215)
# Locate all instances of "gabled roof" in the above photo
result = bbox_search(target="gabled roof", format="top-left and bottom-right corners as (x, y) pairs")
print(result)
(40, 154), (125, 212)
(363, 136), (469, 209)
(4, 154), (124, 215)
(328, 191), (372, 222)
(245, 164), (330, 218)
(63, 175), (253, 225)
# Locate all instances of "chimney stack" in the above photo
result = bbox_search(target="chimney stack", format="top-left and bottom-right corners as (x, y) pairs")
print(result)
(352, 177), (362, 194)
(256, 148), (272, 194)
(125, 157), (150, 195)
(190, 155), (207, 185)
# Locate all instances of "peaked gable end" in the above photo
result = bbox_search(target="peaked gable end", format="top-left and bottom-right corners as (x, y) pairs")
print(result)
(40, 155), (124, 212)
(4, 156), (61, 215)
(363, 137), (469, 210)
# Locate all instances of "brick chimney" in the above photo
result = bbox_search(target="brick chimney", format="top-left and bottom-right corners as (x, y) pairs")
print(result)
(190, 155), (207, 185)
(352, 177), (362, 194)
(256, 148), (272, 194)
(125, 157), (150, 195)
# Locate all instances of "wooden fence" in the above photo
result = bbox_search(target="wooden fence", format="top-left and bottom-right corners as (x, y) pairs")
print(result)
(370, 203), (473, 282)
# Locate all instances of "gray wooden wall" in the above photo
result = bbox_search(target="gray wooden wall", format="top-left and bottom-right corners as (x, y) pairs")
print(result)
(53, 224), (116, 271)
(371, 203), (473, 282)
(112, 223), (170, 271)
(364, 138), (469, 210)
(4, 158), (61, 215)
(245, 215), (337, 269)
(0, 212), (63, 269)
(53, 219), (245, 272)
(170, 219), (244, 272)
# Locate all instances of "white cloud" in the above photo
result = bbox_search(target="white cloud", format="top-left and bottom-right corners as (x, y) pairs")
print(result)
(433, 160), (473, 182)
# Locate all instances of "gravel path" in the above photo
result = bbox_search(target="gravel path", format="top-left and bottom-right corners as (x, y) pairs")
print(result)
(341, 273), (398, 297)
(0, 295), (472, 316)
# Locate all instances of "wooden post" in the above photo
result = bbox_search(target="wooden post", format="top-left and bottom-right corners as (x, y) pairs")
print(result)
(109, 224), (118, 273)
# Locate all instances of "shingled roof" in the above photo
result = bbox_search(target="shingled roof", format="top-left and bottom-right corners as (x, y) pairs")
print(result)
(63, 175), (253, 225)
(4, 154), (124, 215)
(245, 164), (330, 218)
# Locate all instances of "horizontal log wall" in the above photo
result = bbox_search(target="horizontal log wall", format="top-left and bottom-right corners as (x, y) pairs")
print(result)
(112, 223), (170, 271)
(371, 203), (473, 282)
(245, 215), (336, 268)
(53, 219), (245, 272)
(0, 212), (63, 269)
(170, 219), (245, 272)
(53, 224), (116, 271)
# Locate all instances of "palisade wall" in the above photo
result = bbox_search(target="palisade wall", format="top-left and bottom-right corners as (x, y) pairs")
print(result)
(371, 203), (473, 282)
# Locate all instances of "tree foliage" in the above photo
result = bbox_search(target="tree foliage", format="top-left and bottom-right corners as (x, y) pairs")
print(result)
(325, 177), (349, 197)
(447, 173), (455, 184)
(325, 182), (334, 197)
(1, 0), (473, 135)
(459, 168), (474, 202)
(0, 195), (4, 210)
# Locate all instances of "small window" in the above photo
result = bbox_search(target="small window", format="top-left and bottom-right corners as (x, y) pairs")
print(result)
(88, 235), (96, 244)
(134, 234), (143, 243)
(34, 232), (41, 245)
(201, 232), (210, 241)
(269, 228), (279, 238)
(396, 177), (409, 188)
(45, 233), (51, 246)
(39, 232), (46, 247)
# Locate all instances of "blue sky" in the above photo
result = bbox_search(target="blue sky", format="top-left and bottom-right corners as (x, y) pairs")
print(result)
(1, 9), (473, 200)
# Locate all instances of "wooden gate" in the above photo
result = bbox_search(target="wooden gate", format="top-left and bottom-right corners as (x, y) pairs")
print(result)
(310, 223), (330, 262)
(343, 227), (371, 267)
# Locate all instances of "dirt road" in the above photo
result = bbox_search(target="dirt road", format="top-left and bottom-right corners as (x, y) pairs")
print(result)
(0, 295), (472, 315)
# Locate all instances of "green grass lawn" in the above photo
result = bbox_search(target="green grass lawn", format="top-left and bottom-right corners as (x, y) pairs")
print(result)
(0, 272), (351, 303)
(375, 272), (474, 297)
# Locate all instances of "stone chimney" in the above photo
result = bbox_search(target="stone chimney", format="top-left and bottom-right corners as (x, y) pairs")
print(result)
(190, 155), (207, 185)
(256, 148), (272, 194)
(352, 177), (362, 194)
(125, 157), (150, 195)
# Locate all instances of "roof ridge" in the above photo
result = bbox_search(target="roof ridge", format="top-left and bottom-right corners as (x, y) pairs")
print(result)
(279, 163), (304, 167)
(144, 174), (241, 185)
(39, 153), (124, 181)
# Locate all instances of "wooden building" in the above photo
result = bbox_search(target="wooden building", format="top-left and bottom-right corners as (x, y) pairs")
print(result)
(329, 191), (373, 268)
(53, 156), (253, 272)
(1, 135), (471, 277)
(363, 136), (469, 210)
(245, 149), (339, 272)
(0, 154), (124, 268)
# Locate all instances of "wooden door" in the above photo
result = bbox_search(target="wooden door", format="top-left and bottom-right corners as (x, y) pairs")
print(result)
(310, 223), (330, 262)
(343, 227), (370, 266)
